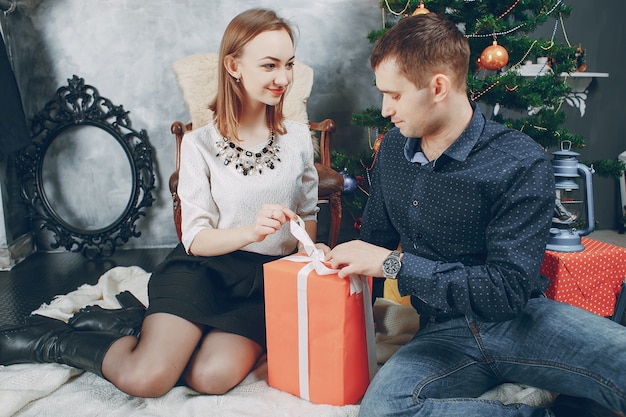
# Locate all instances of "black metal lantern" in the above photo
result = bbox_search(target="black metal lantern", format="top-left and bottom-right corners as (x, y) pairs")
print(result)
(546, 141), (595, 252)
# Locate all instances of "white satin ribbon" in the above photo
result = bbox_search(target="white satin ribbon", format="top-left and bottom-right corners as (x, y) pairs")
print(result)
(283, 218), (377, 401)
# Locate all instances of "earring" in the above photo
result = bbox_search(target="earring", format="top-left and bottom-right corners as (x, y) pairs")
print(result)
(235, 77), (240, 83)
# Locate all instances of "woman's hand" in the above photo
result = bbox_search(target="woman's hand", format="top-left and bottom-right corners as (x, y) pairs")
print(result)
(190, 204), (298, 257)
(250, 204), (297, 242)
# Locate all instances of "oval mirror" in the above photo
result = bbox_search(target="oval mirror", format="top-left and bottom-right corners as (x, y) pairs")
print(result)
(41, 125), (133, 231)
(16, 75), (155, 259)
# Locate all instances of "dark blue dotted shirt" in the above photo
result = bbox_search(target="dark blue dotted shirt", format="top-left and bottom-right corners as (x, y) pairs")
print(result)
(360, 103), (555, 322)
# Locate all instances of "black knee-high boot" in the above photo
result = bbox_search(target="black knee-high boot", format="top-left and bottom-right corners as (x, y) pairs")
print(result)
(0, 315), (124, 378)
(68, 290), (146, 337)
(68, 305), (145, 337)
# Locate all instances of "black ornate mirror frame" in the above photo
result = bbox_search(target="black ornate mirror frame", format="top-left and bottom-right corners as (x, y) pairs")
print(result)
(16, 75), (155, 259)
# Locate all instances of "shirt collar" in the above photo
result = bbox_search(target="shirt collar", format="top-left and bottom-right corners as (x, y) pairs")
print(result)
(403, 101), (485, 164)
(403, 139), (430, 164)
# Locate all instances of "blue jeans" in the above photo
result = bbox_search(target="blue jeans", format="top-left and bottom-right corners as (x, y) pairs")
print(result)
(359, 297), (626, 417)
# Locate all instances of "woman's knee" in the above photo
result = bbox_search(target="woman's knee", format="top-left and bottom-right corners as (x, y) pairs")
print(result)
(185, 357), (251, 394)
(100, 313), (205, 397)
(184, 330), (262, 394)
(103, 339), (189, 397)
(113, 362), (182, 398)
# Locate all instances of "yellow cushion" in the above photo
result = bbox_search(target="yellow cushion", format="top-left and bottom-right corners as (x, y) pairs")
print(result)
(383, 279), (412, 306)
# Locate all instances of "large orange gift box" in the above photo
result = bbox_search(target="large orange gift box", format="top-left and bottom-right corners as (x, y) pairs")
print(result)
(541, 237), (626, 316)
(263, 220), (376, 406)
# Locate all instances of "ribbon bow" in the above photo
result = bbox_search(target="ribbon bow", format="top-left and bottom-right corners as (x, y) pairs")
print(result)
(285, 218), (364, 294)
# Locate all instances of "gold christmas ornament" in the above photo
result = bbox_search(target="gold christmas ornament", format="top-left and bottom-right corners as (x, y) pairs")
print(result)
(373, 134), (384, 154)
(480, 40), (509, 71)
(412, 1), (430, 15)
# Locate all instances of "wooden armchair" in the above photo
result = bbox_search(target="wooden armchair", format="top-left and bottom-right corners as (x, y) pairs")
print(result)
(169, 119), (344, 247)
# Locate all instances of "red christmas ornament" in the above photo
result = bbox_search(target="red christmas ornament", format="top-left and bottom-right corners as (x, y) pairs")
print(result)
(480, 41), (509, 71)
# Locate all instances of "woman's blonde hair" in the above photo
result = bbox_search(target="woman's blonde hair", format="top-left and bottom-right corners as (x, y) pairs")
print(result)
(210, 8), (295, 140)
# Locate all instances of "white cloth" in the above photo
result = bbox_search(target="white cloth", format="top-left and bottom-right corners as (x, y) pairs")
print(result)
(30, 265), (150, 322)
(179, 120), (319, 255)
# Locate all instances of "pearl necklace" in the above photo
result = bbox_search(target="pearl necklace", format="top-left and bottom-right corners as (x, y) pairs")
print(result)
(216, 131), (280, 176)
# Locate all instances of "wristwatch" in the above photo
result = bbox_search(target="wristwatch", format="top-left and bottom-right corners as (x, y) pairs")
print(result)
(382, 250), (402, 279)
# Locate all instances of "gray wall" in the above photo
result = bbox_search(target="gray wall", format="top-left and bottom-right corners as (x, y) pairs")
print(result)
(1, 0), (624, 252)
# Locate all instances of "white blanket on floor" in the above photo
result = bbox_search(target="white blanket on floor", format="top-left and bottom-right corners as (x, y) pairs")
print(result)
(0, 266), (557, 417)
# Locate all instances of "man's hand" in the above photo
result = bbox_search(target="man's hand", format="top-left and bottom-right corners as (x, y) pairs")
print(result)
(325, 240), (392, 278)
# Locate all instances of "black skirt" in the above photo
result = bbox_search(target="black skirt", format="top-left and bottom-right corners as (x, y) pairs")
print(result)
(145, 243), (281, 348)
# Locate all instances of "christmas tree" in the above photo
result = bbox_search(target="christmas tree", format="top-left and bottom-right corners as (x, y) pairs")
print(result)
(334, 0), (624, 221)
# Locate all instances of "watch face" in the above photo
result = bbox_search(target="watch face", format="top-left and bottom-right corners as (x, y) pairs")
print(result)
(383, 257), (401, 276)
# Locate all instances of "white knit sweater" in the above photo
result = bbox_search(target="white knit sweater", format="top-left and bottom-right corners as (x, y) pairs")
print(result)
(178, 120), (319, 256)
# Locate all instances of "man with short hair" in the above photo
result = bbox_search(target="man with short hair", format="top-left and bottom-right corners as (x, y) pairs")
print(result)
(327, 12), (626, 417)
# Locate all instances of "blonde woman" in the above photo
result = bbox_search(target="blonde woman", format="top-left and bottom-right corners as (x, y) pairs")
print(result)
(1, 8), (321, 398)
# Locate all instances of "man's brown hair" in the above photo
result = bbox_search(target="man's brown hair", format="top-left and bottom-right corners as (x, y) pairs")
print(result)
(370, 13), (470, 92)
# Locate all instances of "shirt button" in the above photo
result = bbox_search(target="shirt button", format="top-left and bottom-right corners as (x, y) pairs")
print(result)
(416, 233), (423, 239)
(412, 200), (419, 207)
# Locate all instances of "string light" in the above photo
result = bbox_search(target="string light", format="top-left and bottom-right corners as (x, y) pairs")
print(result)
(467, 0), (564, 39)
(497, 0), (521, 20)
(540, 17), (560, 51)
(383, 0), (564, 40)
(545, 0), (564, 16)
(365, 127), (380, 171)
(383, 0), (411, 16)
(559, 13), (572, 47)
(367, 127), (375, 151)
(471, 79), (501, 101)
(466, 24), (526, 38)
(508, 40), (540, 73)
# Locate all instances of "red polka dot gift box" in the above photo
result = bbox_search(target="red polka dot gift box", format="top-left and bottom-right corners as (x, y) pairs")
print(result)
(541, 237), (626, 317)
